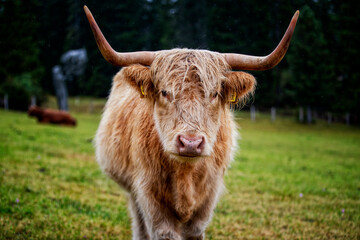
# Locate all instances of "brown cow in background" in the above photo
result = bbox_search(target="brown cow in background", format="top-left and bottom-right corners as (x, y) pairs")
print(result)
(85, 5), (299, 240)
(28, 106), (76, 126)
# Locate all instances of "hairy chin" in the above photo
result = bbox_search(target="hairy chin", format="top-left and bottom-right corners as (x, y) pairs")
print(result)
(168, 153), (210, 164)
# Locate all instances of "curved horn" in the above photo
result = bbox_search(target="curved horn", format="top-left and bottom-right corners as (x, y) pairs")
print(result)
(223, 10), (299, 70)
(84, 6), (155, 67)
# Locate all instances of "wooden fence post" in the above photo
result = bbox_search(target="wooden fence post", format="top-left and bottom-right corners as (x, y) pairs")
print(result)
(250, 105), (256, 122)
(75, 97), (80, 106)
(271, 107), (276, 122)
(89, 100), (94, 114)
(345, 113), (350, 125)
(299, 107), (304, 122)
(327, 112), (332, 125)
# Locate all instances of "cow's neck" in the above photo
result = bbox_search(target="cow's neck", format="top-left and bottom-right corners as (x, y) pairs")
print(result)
(171, 162), (198, 223)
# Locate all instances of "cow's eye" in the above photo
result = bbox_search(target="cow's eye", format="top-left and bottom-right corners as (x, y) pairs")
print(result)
(161, 90), (172, 102)
(211, 92), (218, 102)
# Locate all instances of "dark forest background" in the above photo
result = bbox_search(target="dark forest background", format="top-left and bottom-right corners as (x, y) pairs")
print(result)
(0, 0), (359, 122)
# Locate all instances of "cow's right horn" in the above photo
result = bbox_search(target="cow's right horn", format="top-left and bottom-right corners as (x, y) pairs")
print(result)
(84, 6), (155, 67)
(223, 11), (299, 71)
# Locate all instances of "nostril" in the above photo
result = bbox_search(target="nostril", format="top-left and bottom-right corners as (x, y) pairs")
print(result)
(177, 135), (185, 148)
(197, 136), (205, 150)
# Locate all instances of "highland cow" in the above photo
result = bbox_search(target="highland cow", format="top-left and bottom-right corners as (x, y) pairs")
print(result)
(84, 6), (299, 240)
(28, 106), (76, 126)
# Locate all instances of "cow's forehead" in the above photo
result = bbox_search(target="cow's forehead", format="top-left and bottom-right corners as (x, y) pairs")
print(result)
(151, 49), (230, 92)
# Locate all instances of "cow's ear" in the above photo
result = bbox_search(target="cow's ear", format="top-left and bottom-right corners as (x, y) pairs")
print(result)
(222, 71), (256, 104)
(122, 64), (154, 98)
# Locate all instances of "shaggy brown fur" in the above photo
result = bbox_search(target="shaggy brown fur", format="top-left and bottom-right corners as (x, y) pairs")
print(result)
(95, 49), (255, 240)
(28, 106), (77, 126)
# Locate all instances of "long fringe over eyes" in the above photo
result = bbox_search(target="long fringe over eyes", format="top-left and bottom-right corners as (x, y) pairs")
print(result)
(151, 49), (231, 97)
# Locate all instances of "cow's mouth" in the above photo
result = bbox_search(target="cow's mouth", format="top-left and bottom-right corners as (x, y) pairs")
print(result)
(169, 152), (206, 163)
(179, 152), (201, 158)
(170, 153), (200, 158)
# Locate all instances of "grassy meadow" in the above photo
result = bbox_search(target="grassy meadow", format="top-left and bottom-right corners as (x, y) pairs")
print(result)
(0, 99), (359, 239)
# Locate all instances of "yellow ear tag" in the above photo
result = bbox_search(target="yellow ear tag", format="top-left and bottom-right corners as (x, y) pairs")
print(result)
(140, 85), (147, 97)
(231, 92), (237, 103)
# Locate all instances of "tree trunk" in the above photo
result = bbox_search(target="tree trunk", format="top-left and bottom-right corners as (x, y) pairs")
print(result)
(4, 94), (8, 110)
(307, 107), (312, 124)
(52, 65), (69, 111)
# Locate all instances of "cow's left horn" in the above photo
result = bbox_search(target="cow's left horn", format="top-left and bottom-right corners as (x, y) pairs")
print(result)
(84, 6), (155, 67)
(223, 10), (299, 70)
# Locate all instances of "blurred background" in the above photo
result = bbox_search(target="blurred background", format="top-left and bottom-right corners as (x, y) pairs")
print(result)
(1, 1), (360, 239)
(0, 0), (359, 124)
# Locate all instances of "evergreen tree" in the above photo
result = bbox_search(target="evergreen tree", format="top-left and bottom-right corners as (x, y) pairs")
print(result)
(79, 0), (149, 97)
(287, 5), (334, 111)
(65, 0), (82, 50)
(0, 0), (43, 80)
(330, 0), (360, 116)
(38, 0), (68, 93)
(175, 0), (208, 48)
(145, 0), (176, 50)
(0, 0), (45, 110)
(207, 0), (296, 108)
(1, 0), (359, 120)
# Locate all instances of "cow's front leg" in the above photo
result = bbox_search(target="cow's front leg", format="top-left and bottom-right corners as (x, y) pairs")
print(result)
(186, 235), (205, 240)
(182, 179), (225, 240)
(181, 198), (210, 239)
(154, 225), (182, 240)
(182, 219), (206, 240)
(128, 195), (150, 240)
(135, 189), (181, 240)
(144, 204), (181, 240)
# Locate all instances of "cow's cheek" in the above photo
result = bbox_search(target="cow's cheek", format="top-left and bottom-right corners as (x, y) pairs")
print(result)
(153, 103), (178, 153)
(203, 105), (222, 152)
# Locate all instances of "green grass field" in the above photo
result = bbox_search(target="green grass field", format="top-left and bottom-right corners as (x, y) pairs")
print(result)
(1, 101), (359, 239)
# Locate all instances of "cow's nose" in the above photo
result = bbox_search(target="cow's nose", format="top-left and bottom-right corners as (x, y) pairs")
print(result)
(176, 135), (205, 157)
